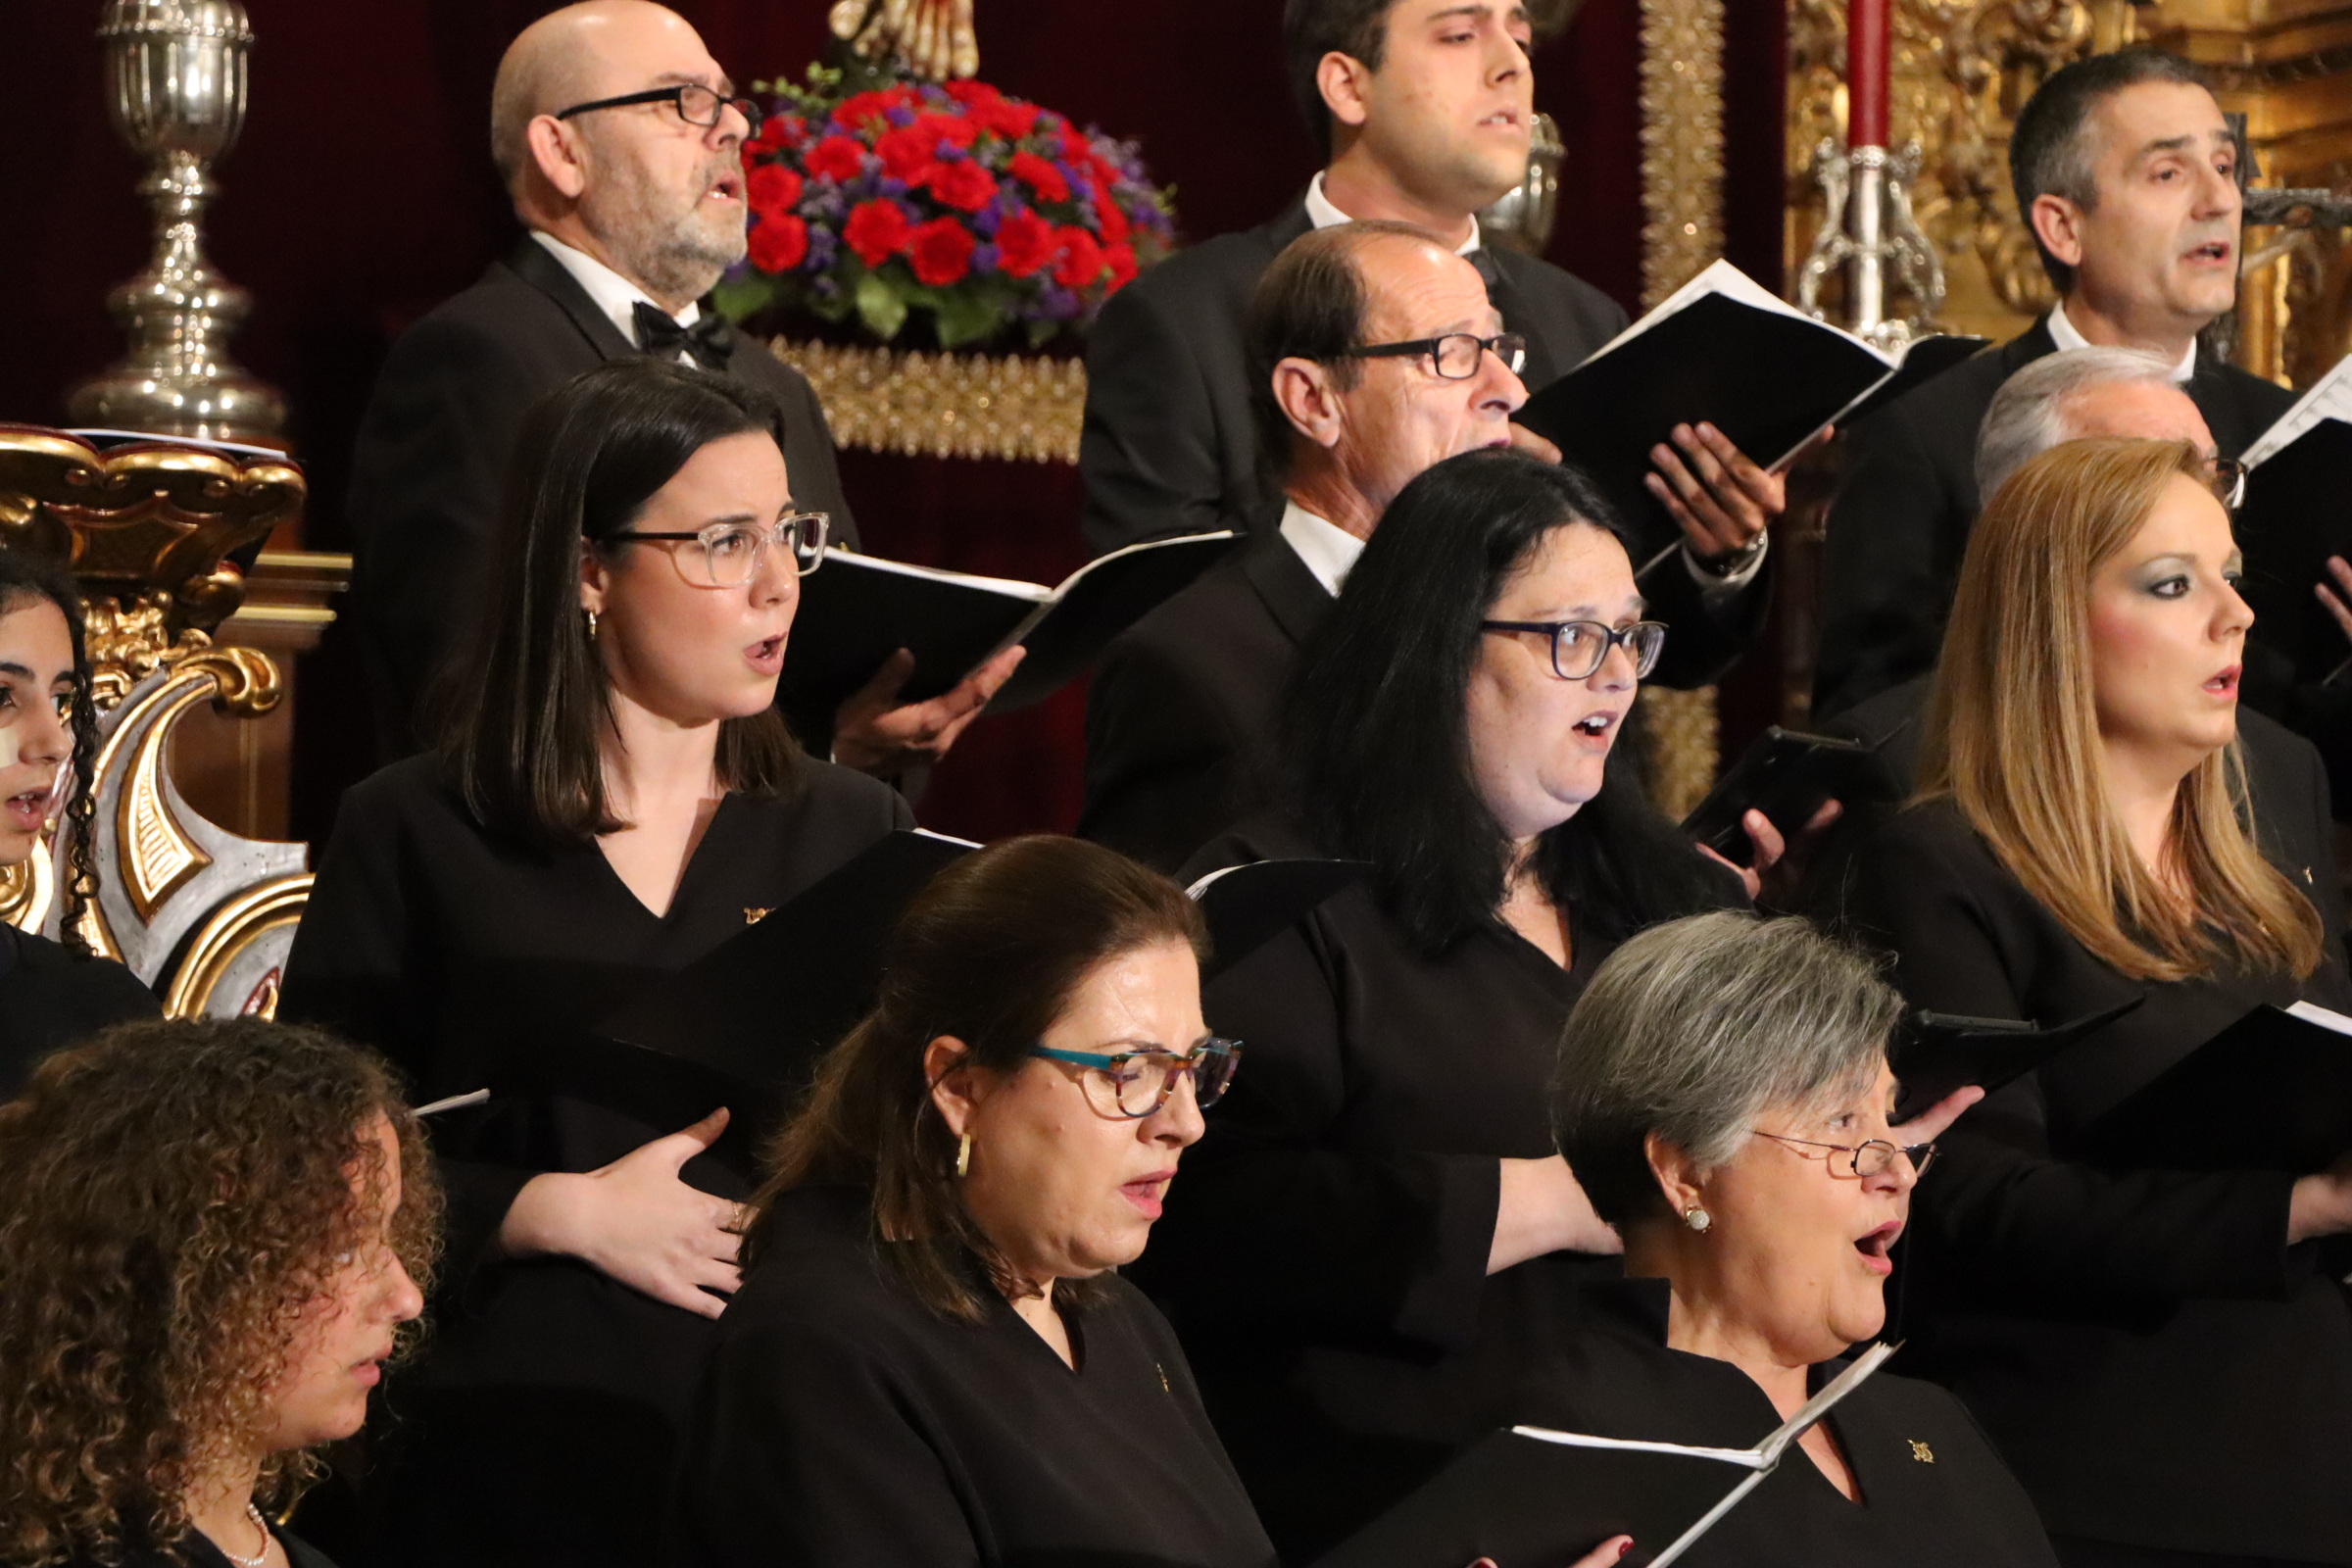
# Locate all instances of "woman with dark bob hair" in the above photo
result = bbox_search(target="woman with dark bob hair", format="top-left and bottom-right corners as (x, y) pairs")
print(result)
(277, 358), (910, 1564)
(673, 834), (1632, 1568)
(0, 1016), (437, 1568)
(1541, 910), (2055, 1565)
(0, 549), (160, 1100)
(1136, 448), (1963, 1559)
(672, 834), (1272, 1567)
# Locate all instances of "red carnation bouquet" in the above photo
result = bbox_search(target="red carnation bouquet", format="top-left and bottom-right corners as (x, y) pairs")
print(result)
(716, 66), (1177, 350)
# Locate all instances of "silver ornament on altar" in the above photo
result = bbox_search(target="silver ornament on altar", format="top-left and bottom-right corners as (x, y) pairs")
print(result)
(69, 0), (285, 444)
(1795, 137), (1944, 353)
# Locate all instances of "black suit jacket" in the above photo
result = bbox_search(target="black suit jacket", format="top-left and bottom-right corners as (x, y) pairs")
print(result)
(348, 236), (858, 754)
(1815, 318), (2297, 717)
(1079, 194), (1631, 556)
(1838, 778), (2352, 1561)
(1080, 511), (1768, 875)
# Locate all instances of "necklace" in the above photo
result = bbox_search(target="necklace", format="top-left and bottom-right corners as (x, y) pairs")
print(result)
(214, 1503), (272, 1568)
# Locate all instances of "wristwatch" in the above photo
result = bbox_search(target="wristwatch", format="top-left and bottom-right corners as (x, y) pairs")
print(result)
(1692, 531), (1768, 578)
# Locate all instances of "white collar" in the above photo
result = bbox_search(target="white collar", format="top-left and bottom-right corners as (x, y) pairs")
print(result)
(1278, 498), (1366, 597)
(530, 230), (702, 351)
(2046, 298), (2195, 383)
(1304, 172), (1482, 258)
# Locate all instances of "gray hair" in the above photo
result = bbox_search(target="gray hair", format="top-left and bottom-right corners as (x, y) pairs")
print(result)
(1550, 911), (1903, 1232)
(1973, 346), (2181, 503)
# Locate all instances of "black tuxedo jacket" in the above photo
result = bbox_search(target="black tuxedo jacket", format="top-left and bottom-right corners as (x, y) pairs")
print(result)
(1081, 507), (1771, 875)
(1078, 194), (1630, 556)
(1815, 318), (2296, 717)
(349, 236), (858, 754)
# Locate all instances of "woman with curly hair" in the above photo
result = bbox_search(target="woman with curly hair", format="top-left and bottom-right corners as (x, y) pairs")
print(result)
(0, 1016), (439, 1568)
(0, 549), (157, 1100)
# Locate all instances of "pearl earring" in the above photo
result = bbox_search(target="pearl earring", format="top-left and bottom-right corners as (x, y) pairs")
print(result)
(1684, 1205), (1712, 1234)
(956, 1132), (972, 1179)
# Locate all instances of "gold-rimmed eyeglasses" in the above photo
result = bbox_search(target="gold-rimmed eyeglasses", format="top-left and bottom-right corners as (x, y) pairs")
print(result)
(607, 513), (829, 587)
(1751, 1130), (1936, 1179)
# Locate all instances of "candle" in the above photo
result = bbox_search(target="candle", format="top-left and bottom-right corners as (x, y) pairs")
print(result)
(1848, 0), (1889, 149)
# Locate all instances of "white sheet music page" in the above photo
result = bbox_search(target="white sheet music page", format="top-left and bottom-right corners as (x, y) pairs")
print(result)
(2243, 353), (2352, 468)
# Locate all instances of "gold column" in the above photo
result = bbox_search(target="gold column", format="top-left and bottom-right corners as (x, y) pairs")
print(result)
(1639, 0), (1732, 818)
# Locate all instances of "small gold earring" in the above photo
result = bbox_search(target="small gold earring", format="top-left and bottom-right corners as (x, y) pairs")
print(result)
(585, 609), (599, 640)
(1684, 1205), (1712, 1234)
(956, 1132), (972, 1179)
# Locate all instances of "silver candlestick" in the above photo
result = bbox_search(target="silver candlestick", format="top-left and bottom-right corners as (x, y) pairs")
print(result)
(1794, 137), (1943, 352)
(68, 0), (285, 444)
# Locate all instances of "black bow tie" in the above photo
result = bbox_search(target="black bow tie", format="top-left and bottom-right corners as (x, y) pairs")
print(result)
(632, 301), (732, 370)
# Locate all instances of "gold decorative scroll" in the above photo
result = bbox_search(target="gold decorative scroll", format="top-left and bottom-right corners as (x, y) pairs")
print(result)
(768, 340), (1086, 465)
(1638, 0), (1730, 818)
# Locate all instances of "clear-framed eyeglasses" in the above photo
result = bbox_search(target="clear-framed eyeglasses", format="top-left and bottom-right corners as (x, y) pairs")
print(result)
(1479, 618), (1668, 680)
(553, 84), (763, 140)
(1751, 1130), (1937, 1179)
(607, 512), (829, 587)
(1335, 332), (1528, 380)
(1028, 1039), (1243, 1120)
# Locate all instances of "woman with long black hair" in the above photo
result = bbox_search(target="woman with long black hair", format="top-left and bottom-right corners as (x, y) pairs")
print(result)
(1136, 448), (1749, 1560)
(277, 358), (909, 1566)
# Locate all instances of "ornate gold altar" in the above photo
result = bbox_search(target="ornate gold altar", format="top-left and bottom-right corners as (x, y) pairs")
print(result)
(1785, 0), (2352, 382)
(0, 428), (318, 1017)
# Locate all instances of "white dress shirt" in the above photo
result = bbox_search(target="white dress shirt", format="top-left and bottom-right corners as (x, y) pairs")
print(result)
(531, 230), (702, 361)
(1279, 499), (1367, 597)
(1295, 176), (1764, 598)
(2046, 297), (2197, 383)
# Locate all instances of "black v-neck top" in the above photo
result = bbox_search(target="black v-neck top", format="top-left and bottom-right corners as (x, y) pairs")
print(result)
(275, 753), (908, 1565)
(672, 1184), (1277, 1568)
(1505, 1279), (2058, 1568)
(1138, 811), (1741, 1560)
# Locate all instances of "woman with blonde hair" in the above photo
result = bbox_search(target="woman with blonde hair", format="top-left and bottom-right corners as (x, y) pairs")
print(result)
(1849, 436), (2352, 1568)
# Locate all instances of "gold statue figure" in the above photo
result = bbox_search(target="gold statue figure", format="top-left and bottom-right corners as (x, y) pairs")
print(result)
(828, 0), (978, 82)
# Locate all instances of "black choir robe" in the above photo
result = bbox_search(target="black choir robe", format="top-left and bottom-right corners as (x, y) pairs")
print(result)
(275, 753), (909, 1567)
(0, 923), (159, 1100)
(1134, 811), (1741, 1562)
(1840, 793), (2352, 1563)
(1494, 1278), (2059, 1567)
(671, 1184), (1277, 1568)
(47, 1523), (338, 1568)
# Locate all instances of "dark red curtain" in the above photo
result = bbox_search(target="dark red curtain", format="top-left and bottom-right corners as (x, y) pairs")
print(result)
(0, 0), (1783, 844)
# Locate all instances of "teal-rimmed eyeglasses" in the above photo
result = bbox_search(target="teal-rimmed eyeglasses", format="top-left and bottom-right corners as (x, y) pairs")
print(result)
(1028, 1039), (1243, 1119)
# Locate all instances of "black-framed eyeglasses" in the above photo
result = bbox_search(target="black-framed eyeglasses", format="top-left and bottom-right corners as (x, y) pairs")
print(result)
(1029, 1039), (1243, 1120)
(554, 84), (762, 140)
(1752, 1130), (1937, 1179)
(607, 513), (828, 587)
(2209, 456), (2248, 511)
(1480, 618), (1667, 680)
(1334, 331), (1527, 380)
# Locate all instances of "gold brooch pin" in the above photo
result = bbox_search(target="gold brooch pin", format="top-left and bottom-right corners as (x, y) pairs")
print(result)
(1157, 1362), (1171, 1394)
(744, 907), (772, 924)
(1908, 1440), (1935, 1463)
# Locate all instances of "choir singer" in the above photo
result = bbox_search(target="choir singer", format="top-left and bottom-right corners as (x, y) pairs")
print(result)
(0, 1019), (438, 1568)
(1538, 910), (2058, 1566)
(279, 359), (911, 1564)
(1848, 437), (2352, 1567)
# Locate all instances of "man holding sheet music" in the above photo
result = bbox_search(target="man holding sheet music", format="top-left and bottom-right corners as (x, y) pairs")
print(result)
(1816, 48), (2304, 717)
(350, 1), (1015, 779)
(1080, 222), (1771, 870)
(1081, 0), (1798, 588)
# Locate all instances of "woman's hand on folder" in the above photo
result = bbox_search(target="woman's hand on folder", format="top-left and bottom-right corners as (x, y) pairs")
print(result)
(833, 645), (1026, 778)
(1695, 802), (1841, 908)
(496, 1107), (746, 1318)
(1889, 1084), (1984, 1146)
(1469, 1535), (1632, 1568)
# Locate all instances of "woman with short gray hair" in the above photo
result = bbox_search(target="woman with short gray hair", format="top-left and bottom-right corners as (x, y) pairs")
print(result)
(1532, 911), (2057, 1565)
